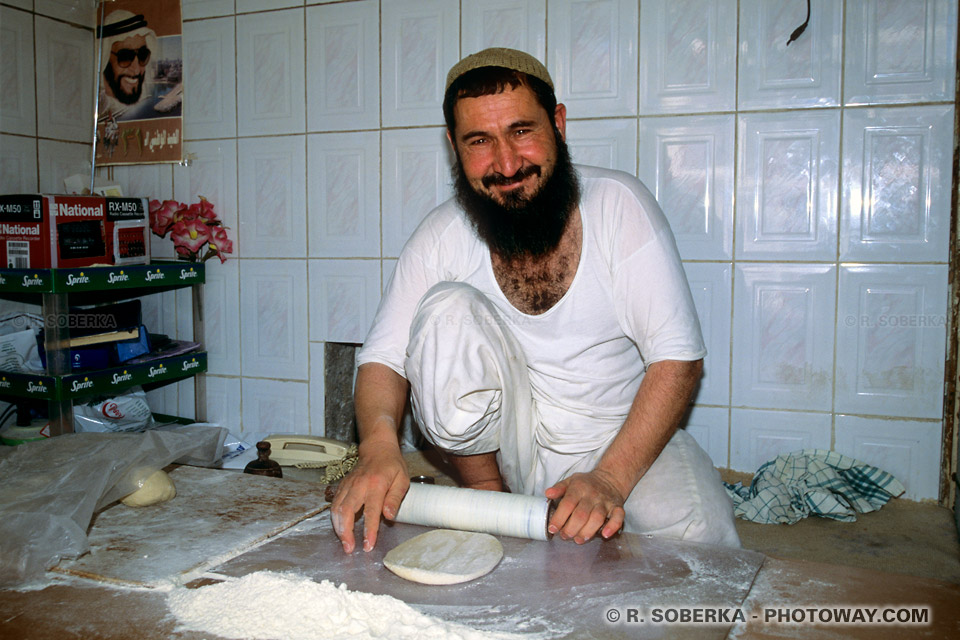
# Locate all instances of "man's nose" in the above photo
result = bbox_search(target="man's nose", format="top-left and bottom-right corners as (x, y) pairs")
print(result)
(492, 139), (522, 178)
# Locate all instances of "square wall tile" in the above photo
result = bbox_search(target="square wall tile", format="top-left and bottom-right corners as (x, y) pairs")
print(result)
(308, 131), (380, 258)
(844, 0), (957, 105)
(639, 115), (735, 260)
(139, 290), (178, 339)
(461, 0), (546, 59)
(730, 408), (832, 473)
(736, 111), (840, 261)
(35, 17), (93, 142)
(183, 17), (237, 140)
(684, 262), (732, 406)
(738, 0), (842, 110)
(100, 164), (173, 201)
(840, 105), (954, 263)
(237, 9), (306, 136)
(0, 135), (38, 193)
(238, 135), (307, 258)
(835, 264), (948, 419)
(682, 405), (730, 468)
(308, 342), (325, 436)
(2, 0), (32, 10)
(35, 0), (94, 26)
(202, 259), (242, 376)
(1, 7), (36, 136)
(182, 0), (234, 20)
(834, 415), (940, 500)
(381, 0), (459, 127)
(732, 264), (836, 411)
(238, 0), (303, 13)
(239, 260), (309, 380)
(381, 128), (454, 257)
(145, 383), (178, 417)
(205, 375), (242, 432)
(639, 0), (737, 114)
(174, 140), (239, 256)
(37, 140), (89, 193)
(566, 119), (637, 175)
(309, 259), (382, 343)
(306, 0), (379, 132)
(241, 377), (310, 433)
(549, 0), (638, 117)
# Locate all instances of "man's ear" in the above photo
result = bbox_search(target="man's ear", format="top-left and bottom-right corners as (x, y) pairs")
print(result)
(446, 129), (455, 152)
(553, 103), (567, 141)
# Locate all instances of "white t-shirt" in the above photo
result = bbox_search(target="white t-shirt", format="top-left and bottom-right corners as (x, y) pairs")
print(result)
(358, 165), (705, 451)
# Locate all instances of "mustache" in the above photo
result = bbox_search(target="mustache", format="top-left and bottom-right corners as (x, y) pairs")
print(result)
(481, 164), (541, 188)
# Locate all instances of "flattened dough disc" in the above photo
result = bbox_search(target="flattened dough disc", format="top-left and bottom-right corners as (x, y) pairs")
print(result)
(383, 529), (503, 585)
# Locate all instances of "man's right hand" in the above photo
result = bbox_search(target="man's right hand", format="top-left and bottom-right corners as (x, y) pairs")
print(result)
(330, 441), (410, 553)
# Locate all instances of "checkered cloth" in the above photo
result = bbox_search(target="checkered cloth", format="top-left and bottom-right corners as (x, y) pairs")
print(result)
(724, 449), (905, 524)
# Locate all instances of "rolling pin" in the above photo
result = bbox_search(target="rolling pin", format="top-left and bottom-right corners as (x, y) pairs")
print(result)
(325, 480), (554, 541)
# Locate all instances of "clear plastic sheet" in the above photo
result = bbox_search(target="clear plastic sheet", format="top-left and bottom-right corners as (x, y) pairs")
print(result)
(0, 426), (227, 588)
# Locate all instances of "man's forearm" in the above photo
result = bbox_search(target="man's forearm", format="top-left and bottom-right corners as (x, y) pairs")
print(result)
(593, 359), (703, 501)
(354, 362), (409, 450)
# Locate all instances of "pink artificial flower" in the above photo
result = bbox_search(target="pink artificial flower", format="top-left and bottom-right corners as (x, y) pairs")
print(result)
(208, 225), (234, 262)
(149, 199), (182, 237)
(170, 217), (212, 257)
(186, 196), (219, 225)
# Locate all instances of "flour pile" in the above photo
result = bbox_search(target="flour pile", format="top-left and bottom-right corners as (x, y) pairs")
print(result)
(167, 571), (524, 640)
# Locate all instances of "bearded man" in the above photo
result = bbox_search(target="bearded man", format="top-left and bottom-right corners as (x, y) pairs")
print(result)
(331, 48), (740, 554)
(97, 10), (159, 120)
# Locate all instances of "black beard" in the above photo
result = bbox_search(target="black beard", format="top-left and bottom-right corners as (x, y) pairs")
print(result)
(454, 131), (580, 261)
(104, 63), (145, 105)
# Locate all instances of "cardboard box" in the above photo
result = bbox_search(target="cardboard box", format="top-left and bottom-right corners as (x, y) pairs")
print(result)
(0, 194), (150, 269)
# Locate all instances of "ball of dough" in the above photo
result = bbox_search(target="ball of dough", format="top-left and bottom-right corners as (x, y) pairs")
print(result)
(122, 470), (177, 507)
(383, 529), (503, 585)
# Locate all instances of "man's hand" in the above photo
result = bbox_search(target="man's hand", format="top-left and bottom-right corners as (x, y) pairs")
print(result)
(330, 442), (409, 553)
(544, 469), (626, 544)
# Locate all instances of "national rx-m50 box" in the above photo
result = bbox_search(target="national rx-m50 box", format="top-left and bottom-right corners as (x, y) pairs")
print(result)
(0, 194), (150, 269)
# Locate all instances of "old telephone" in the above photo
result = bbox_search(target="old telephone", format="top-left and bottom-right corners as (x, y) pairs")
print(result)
(263, 434), (350, 467)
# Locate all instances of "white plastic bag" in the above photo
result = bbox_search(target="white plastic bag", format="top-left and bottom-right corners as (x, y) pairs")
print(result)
(73, 386), (156, 433)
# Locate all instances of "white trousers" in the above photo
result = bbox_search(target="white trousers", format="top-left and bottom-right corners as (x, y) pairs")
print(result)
(404, 282), (740, 548)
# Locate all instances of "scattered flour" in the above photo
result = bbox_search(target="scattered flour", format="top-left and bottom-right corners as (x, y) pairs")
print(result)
(167, 570), (527, 640)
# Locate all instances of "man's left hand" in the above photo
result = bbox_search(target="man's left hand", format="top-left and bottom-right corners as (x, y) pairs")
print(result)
(544, 470), (626, 543)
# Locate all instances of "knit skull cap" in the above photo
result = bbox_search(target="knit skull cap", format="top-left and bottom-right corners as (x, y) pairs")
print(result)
(445, 48), (553, 91)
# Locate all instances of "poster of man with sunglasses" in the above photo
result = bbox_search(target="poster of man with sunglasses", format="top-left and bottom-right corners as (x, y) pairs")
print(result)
(96, 0), (182, 165)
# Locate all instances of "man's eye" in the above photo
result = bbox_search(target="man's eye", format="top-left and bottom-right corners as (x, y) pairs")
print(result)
(469, 138), (487, 145)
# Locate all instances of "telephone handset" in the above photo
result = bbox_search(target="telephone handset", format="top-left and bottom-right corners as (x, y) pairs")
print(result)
(263, 434), (350, 467)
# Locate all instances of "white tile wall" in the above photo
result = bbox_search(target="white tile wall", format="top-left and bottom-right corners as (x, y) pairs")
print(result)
(840, 105), (954, 263)
(639, 0), (737, 114)
(732, 264), (836, 411)
(241, 377), (309, 433)
(0, 6), (36, 136)
(844, 0), (958, 106)
(834, 414), (941, 500)
(0, 134), (38, 192)
(736, 110), (840, 260)
(639, 115), (735, 260)
(308, 259), (381, 343)
(682, 405), (730, 468)
(730, 408), (832, 473)
(566, 119), (637, 175)
(381, 127), (454, 257)
(35, 0), (93, 26)
(835, 264), (948, 419)
(684, 262), (732, 407)
(238, 136), (307, 258)
(239, 259), (309, 380)
(549, 0), (638, 117)
(35, 17), (93, 143)
(183, 17), (237, 140)
(236, 9), (306, 137)
(1, 0), (954, 485)
(306, 0), (380, 132)
(461, 0), (546, 59)
(381, 0), (459, 128)
(307, 131), (380, 258)
(738, 0), (843, 110)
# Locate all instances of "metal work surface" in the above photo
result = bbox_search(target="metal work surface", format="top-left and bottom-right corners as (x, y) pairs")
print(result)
(211, 514), (766, 639)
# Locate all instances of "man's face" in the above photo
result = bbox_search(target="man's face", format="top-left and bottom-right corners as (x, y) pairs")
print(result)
(449, 84), (566, 208)
(104, 34), (149, 105)
(449, 82), (580, 260)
